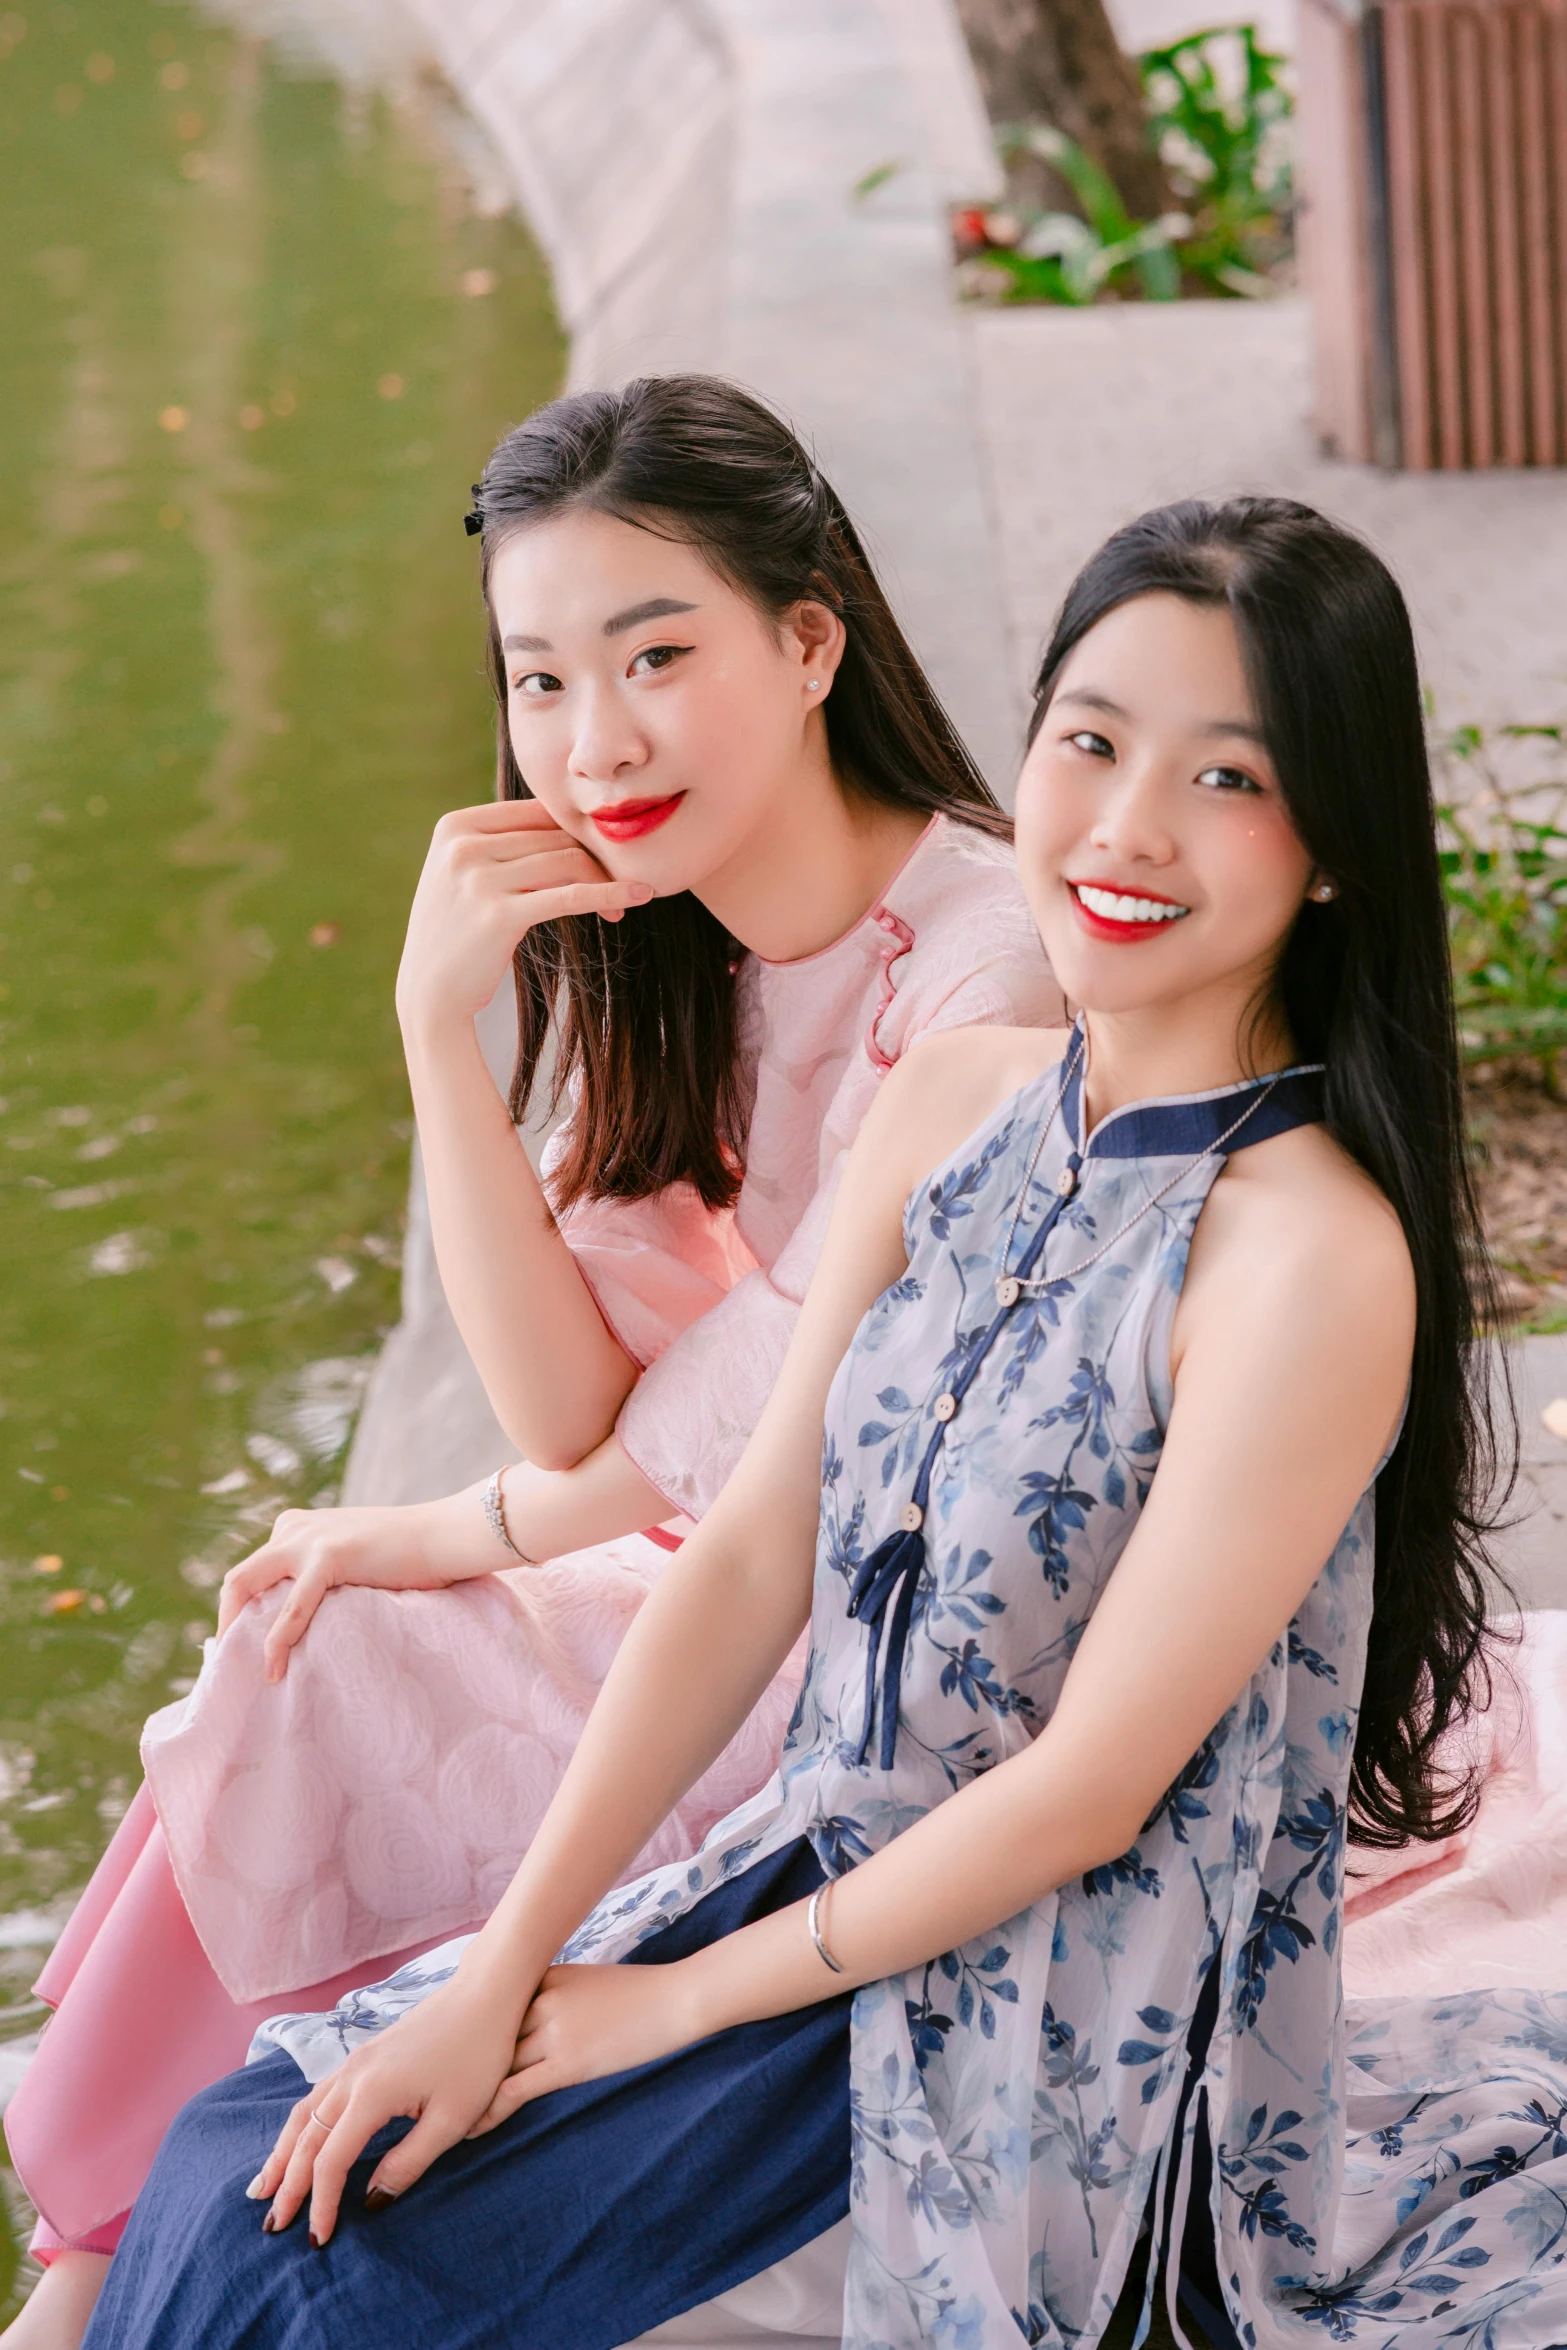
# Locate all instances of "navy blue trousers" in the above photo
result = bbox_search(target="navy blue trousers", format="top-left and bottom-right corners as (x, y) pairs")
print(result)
(83, 1841), (852, 2350)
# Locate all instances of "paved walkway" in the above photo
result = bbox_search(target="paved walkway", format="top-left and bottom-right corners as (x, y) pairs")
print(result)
(970, 297), (1567, 736)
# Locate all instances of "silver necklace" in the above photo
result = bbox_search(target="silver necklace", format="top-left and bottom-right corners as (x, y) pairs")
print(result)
(992, 1031), (1088, 1308)
(995, 1035), (1284, 1307)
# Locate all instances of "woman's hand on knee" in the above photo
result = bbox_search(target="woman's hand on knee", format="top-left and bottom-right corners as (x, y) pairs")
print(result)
(215, 1491), (496, 1678)
(472, 1962), (702, 2134)
(247, 1982), (524, 2246)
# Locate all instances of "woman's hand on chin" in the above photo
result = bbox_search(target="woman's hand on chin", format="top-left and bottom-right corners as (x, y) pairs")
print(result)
(215, 1487), (499, 1680)
(471, 1961), (703, 2133)
(246, 1979), (523, 2247)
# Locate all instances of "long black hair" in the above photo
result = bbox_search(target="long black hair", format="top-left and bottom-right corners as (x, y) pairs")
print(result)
(1029, 495), (1512, 1848)
(467, 375), (1008, 1213)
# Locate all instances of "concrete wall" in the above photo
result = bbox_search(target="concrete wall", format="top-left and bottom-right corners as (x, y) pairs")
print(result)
(343, 0), (1023, 1505)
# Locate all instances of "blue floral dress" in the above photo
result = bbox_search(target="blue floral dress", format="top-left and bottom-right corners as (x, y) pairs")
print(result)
(91, 1046), (1567, 2350)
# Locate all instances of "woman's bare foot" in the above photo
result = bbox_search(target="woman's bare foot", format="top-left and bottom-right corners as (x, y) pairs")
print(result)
(0, 2252), (110, 2350)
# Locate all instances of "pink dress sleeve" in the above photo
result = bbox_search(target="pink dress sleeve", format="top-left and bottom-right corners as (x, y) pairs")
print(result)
(543, 1112), (757, 1376)
(617, 959), (1064, 1521)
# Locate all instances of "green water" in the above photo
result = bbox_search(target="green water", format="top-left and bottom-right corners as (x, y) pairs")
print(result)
(0, 0), (562, 2291)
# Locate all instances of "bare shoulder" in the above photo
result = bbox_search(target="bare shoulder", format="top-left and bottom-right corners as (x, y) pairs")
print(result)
(887, 1022), (1068, 1154)
(1179, 1119), (1416, 1367)
(853, 1024), (1073, 1222)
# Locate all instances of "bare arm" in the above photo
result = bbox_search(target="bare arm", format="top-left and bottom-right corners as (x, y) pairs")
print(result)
(395, 800), (653, 1469)
(216, 1435), (675, 1675)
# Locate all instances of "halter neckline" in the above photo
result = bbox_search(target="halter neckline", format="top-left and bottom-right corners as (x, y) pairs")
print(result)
(1055, 1026), (1326, 1163)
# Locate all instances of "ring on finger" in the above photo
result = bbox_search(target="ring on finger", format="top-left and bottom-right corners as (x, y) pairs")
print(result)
(304, 2108), (333, 2134)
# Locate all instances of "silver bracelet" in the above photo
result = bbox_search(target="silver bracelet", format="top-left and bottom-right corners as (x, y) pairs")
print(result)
(806, 1884), (844, 1976)
(483, 1467), (531, 1562)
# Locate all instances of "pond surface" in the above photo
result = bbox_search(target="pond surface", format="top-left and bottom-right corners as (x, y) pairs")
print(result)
(0, 0), (561, 2293)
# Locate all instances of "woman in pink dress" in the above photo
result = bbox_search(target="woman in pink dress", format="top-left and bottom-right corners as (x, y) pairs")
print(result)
(2, 376), (1061, 2344)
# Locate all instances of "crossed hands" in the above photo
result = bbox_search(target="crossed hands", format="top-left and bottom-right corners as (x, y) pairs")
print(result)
(247, 1954), (702, 2246)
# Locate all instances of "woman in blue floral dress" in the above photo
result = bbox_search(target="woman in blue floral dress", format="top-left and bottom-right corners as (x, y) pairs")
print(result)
(83, 499), (1545, 2350)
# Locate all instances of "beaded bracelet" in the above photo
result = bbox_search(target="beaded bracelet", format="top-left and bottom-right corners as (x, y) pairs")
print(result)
(483, 1467), (532, 1562)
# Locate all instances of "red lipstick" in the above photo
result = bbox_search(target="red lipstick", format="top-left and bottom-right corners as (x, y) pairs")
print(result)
(588, 793), (686, 842)
(1067, 879), (1191, 945)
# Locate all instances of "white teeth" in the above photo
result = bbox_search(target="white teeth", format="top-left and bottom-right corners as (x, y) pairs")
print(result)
(1074, 883), (1188, 925)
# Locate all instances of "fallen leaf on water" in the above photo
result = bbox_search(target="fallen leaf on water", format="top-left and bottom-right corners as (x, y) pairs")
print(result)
(47, 1589), (85, 1613)
(32, 1554), (64, 1575)
(309, 921), (340, 947)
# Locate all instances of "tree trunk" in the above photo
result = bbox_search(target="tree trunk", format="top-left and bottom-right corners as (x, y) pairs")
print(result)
(955, 0), (1174, 222)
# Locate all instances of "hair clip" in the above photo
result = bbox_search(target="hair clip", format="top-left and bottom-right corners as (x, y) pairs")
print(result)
(464, 483), (484, 537)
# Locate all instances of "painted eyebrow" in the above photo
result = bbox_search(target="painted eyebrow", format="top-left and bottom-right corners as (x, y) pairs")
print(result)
(500, 597), (699, 657)
(1055, 688), (1267, 747)
(601, 596), (698, 637)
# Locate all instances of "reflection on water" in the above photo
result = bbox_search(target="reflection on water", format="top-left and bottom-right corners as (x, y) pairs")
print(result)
(0, 0), (560, 2292)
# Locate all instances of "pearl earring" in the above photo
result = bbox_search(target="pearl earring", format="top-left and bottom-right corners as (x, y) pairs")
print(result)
(807, 679), (821, 691)
(1312, 880), (1337, 903)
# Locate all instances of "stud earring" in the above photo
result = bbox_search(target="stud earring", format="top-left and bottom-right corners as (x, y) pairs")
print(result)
(1311, 879), (1337, 903)
(807, 679), (821, 691)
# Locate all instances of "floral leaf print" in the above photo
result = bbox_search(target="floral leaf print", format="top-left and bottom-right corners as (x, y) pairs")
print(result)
(924, 1127), (1013, 1241)
(1143, 1733), (1221, 1846)
(1277, 1789), (1347, 1904)
(1288, 1627), (1339, 1683)
(905, 2149), (973, 2230)
(1461, 2093), (1567, 2198)
(996, 1286), (1074, 1405)
(1015, 1466), (1097, 1596)
(1037, 2006), (1119, 2256)
(1234, 1888), (1316, 2026)
(1116, 2003), (1191, 2108)
(1081, 1846), (1162, 1901)
(1225, 2173), (1316, 2255)
(905, 1972), (956, 2074)
(811, 1816), (876, 1877)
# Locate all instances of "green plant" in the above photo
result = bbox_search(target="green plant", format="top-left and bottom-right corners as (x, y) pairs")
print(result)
(981, 125), (1186, 304)
(1437, 726), (1567, 1095)
(1140, 25), (1293, 293)
(960, 21), (1294, 304)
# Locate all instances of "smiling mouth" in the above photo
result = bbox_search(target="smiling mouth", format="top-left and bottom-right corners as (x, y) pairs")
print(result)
(588, 793), (686, 841)
(1069, 881), (1191, 938)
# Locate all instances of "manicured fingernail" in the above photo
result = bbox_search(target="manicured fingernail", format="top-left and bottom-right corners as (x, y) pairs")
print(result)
(261, 2210), (277, 2233)
(245, 2172), (267, 2199)
(364, 2187), (398, 2213)
(308, 2230), (322, 2251)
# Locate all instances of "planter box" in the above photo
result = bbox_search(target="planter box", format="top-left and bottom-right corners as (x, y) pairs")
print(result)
(1298, 0), (1567, 467)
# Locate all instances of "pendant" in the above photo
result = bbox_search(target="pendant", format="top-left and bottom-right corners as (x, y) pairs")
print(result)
(995, 1275), (1021, 1308)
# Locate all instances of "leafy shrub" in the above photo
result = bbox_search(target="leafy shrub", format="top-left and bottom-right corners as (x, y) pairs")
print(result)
(1142, 24), (1293, 291)
(956, 22), (1293, 305)
(1437, 725), (1567, 1095)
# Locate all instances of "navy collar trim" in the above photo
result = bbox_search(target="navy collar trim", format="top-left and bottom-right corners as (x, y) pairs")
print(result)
(1058, 1039), (1326, 1162)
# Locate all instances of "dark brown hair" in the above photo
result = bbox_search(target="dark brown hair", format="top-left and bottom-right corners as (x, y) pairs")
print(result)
(1030, 496), (1514, 1848)
(468, 375), (1008, 1212)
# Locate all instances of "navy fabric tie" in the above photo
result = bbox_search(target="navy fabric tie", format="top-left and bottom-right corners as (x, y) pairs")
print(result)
(847, 1150), (1083, 1768)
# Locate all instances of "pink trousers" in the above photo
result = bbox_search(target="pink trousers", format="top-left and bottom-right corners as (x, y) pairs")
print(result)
(6, 1784), (465, 2256)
